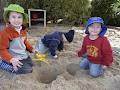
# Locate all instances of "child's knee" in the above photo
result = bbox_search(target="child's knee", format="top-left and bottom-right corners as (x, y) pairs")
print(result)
(15, 66), (33, 74)
(89, 64), (103, 77)
(79, 62), (89, 69)
(79, 62), (86, 69)
(79, 58), (89, 69)
(89, 70), (102, 77)
(15, 62), (33, 74)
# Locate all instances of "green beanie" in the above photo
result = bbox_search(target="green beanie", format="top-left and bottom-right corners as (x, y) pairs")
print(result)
(3, 4), (28, 23)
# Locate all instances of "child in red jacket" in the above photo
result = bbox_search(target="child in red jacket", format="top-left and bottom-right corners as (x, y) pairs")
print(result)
(0, 4), (35, 74)
(78, 17), (113, 77)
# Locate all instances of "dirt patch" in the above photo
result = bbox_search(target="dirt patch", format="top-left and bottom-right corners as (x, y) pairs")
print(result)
(66, 63), (80, 76)
(34, 61), (64, 84)
(37, 67), (60, 84)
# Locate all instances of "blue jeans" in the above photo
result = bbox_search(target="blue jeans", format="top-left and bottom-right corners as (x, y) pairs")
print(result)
(80, 58), (104, 77)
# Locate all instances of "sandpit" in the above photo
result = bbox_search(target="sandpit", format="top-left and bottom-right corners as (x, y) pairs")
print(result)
(0, 25), (120, 90)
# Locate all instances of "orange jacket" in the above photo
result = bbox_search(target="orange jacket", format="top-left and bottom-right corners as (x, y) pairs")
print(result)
(0, 25), (33, 63)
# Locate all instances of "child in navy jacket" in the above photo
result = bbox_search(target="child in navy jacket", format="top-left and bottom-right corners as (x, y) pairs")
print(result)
(35, 30), (75, 59)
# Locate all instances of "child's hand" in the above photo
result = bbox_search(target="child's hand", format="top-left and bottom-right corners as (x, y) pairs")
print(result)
(10, 57), (23, 71)
(102, 65), (107, 70)
(75, 50), (79, 57)
(32, 49), (38, 53)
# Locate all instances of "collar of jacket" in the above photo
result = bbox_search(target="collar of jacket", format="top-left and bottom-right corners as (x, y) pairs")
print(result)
(5, 24), (27, 32)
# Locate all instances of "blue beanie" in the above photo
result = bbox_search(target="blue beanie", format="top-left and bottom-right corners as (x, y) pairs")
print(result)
(64, 30), (75, 42)
(85, 17), (107, 36)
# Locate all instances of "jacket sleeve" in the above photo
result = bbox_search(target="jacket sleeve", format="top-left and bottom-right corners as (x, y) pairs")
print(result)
(24, 37), (33, 53)
(78, 37), (86, 57)
(0, 31), (13, 63)
(49, 41), (58, 56)
(101, 37), (113, 66)
(57, 41), (64, 51)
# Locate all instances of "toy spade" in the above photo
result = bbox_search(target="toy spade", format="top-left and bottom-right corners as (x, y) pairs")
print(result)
(35, 52), (50, 65)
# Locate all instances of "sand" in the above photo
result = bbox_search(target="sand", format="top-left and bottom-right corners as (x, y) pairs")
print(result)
(0, 25), (120, 90)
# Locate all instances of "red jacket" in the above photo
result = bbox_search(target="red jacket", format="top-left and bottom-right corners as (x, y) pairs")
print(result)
(78, 35), (113, 66)
(0, 25), (33, 63)
(0, 31), (2, 35)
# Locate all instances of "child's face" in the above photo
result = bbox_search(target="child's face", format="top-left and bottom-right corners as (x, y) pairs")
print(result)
(88, 23), (101, 36)
(9, 12), (23, 28)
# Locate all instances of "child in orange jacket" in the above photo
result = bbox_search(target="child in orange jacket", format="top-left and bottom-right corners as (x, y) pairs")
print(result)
(0, 4), (35, 74)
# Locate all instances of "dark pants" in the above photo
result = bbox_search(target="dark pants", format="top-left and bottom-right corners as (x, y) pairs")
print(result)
(0, 56), (33, 74)
(15, 56), (33, 74)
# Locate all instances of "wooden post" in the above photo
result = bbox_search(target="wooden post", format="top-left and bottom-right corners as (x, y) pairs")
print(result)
(44, 10), (46, 27)
(28, 9), (46, 28)
(28, 9), (31, 27)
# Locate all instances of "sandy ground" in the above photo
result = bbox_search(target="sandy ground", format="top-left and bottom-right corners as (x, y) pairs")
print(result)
(0, 25), (120, 90)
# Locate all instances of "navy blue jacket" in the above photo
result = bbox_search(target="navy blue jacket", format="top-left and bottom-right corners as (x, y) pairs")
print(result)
(41, 31), (64, 56)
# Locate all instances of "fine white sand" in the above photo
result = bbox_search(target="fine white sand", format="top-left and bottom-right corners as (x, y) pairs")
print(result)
(0, 25), (120, 90)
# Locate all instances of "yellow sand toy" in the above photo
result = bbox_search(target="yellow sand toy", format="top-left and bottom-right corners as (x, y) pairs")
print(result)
(35, 52), (50, 64)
